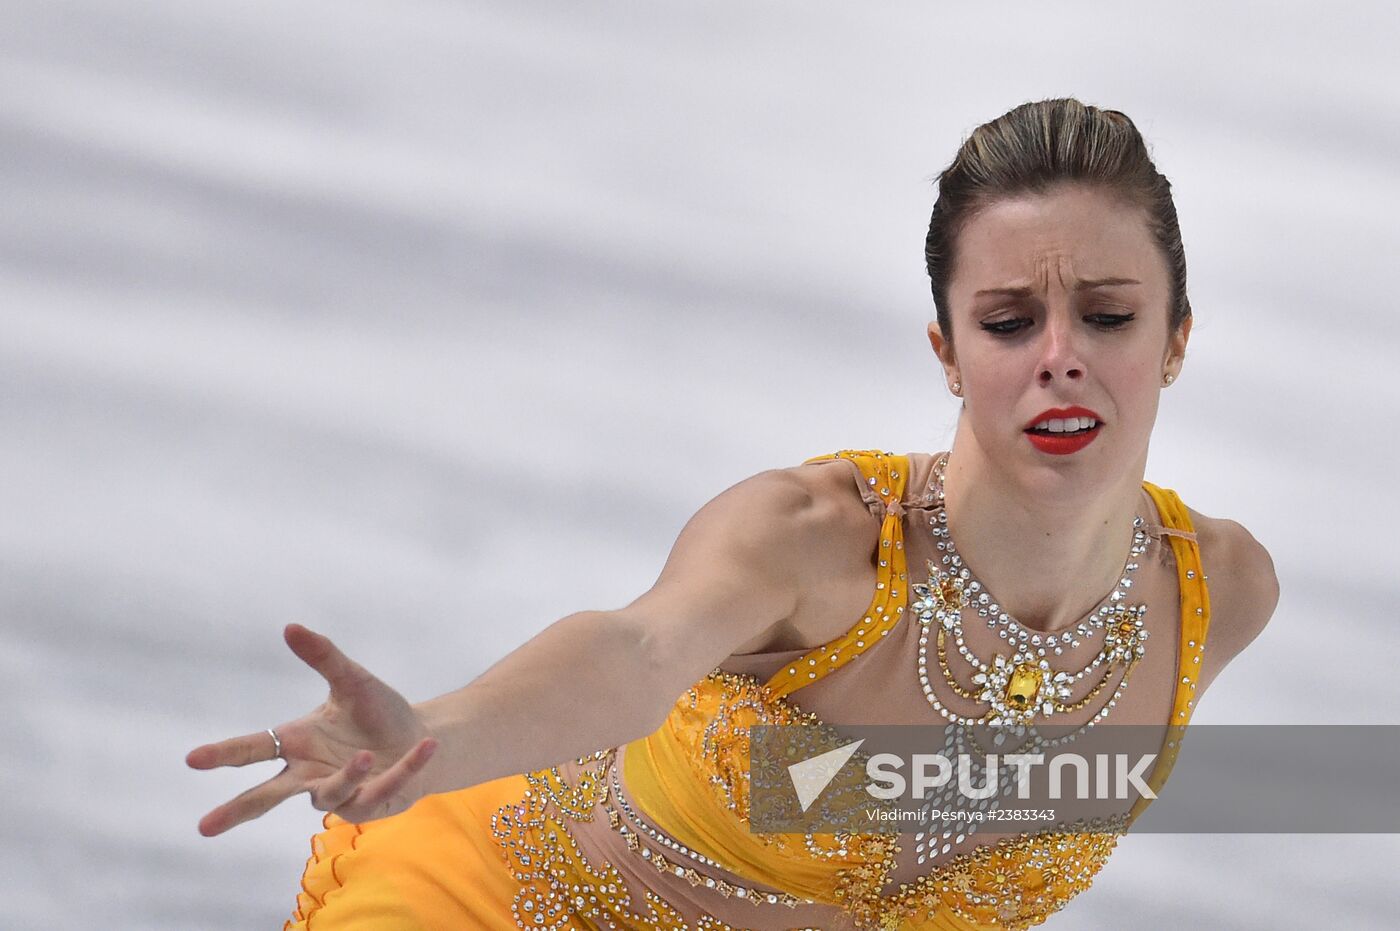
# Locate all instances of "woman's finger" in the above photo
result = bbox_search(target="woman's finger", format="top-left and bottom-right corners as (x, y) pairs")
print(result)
(197, 767), (303, 837)
(283, 623), (369, 697)
(307, 751), (375, 812)
(336, 738), (438, 823)
(186, 728), (283, 770)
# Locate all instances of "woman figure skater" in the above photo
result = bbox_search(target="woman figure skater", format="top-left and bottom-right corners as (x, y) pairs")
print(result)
(187, 98), (1280, 930)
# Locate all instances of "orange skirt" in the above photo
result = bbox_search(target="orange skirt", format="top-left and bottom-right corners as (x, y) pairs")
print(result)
(284, 774), (527, 930)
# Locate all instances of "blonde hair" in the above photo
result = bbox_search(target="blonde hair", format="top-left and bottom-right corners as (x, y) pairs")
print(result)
(925, 98), (1191, 344)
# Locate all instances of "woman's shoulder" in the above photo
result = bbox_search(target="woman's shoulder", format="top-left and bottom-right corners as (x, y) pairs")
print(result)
(777, 455), (886, 556)
(1184, 506), (1281, 693)
(691, 458), (880, 586)
(666, 456), (884, 657)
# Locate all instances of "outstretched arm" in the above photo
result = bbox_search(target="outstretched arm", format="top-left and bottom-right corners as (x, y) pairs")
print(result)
(414, 466), (816, 795)
(187, 466), (819, 834)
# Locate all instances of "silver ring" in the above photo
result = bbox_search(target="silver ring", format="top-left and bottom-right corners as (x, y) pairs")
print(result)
(267, 728), (283, 759)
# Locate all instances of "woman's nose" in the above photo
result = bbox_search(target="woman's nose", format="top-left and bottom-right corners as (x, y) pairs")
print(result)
(1036, 310), (1084, 383)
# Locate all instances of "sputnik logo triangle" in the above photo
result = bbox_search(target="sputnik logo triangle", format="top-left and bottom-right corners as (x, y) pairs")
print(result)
(787, 738), (865, 813)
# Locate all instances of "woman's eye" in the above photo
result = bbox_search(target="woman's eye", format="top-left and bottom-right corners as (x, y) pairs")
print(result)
(981, 318), (1030, 335)
(980, 312), (1135, 336)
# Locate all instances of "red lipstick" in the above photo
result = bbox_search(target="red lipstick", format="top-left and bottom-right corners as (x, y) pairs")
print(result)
(1024, 406), (1104, 456)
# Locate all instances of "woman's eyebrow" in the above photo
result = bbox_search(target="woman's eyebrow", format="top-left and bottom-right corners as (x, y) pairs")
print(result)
(1075, 276), (1141, 290)
(973, 276), (1141, 298)
(974, 285), (1035, 298)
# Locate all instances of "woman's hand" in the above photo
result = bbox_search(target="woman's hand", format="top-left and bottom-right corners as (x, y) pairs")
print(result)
(186, 623), (439, 836)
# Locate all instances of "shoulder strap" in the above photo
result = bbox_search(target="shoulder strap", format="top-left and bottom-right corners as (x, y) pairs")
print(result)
(1141, 481), (1212, 707)
(763, 449), (911, 699)
(1129, 481), (1213, 825)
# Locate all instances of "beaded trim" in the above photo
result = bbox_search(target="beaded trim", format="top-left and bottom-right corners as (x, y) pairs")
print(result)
(767, 450), (911, 698)
(679, 670), (902, 869)
(492, 785), (699, 929)
(874, 815), (1129, 931)
(523, 751), (611, 821)
(602, 751), (816, 909)
(492, 667), (1133, 931)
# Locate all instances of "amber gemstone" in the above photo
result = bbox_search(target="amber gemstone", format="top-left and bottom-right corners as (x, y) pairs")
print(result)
(1005, 663), (1044, 710)
(936, 577), (962, 606)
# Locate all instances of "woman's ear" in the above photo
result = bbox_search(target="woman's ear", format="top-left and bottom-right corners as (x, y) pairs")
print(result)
(927, 320), (960, 390)
(1163, 315), (1192, 382)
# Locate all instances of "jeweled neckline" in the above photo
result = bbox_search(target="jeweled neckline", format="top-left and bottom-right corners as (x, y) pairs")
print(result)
(923, 451), (1151, 643)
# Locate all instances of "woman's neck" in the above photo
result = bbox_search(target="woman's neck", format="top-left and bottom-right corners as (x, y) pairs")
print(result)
(937, 438), (1149, 634)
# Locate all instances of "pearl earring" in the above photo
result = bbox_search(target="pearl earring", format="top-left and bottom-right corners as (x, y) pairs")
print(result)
(951, 380), (961, 396)
(1163, 373), (1175, 386)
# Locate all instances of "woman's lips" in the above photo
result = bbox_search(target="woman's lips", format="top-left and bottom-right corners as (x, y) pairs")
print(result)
(1023, 405), (1103, 429)
(1024, 422), (1103, 455)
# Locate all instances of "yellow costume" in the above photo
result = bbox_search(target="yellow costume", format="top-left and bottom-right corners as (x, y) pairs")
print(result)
(284, 451), (1211, 930)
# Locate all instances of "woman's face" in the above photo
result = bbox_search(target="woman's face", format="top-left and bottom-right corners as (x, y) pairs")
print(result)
(929, 182), (1190, 488)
